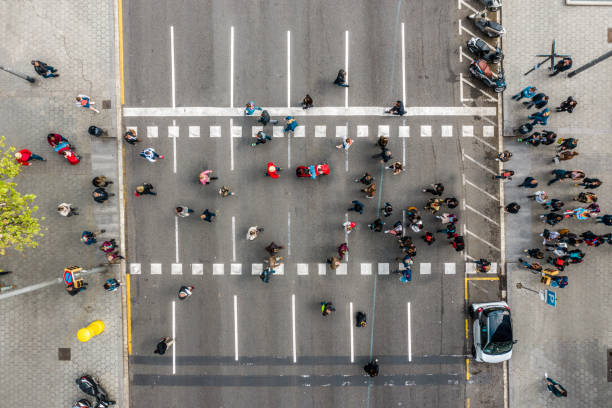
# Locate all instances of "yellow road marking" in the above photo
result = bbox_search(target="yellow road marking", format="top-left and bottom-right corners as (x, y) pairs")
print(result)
(467, 397), (470, 408)
(118, 0), (125, 105)
(466, 358), (470, 380)
(465, 318), (468, 339)
(466, 277), (500, 281)
(126, 273), (132, 355)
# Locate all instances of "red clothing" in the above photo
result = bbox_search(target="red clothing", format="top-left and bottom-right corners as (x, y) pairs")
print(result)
(64, 151), (80, 165)
(267, 162), (280, 179)
(16, 149), (32, 165)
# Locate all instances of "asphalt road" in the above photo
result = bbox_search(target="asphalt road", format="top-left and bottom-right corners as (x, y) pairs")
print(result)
(123, 1), (504, 407)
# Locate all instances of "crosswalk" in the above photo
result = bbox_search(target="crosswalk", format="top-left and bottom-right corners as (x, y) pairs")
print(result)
(129, 262), (498, 276)
(124, 124), (496, 139)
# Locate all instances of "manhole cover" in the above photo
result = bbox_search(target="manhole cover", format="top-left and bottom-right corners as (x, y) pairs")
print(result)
(58, 348), (71, 361)
(102, 100), (112, 109)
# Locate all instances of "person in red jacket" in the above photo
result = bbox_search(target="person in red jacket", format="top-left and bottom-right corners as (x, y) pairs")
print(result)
(266, 162), (281, 178)
(14, 149), (45, 166)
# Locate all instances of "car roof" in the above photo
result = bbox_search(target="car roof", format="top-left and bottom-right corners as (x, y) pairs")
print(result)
(488, 310), (512, 342)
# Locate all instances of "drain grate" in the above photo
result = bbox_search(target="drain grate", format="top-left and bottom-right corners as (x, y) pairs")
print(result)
(58, 348), (71, 361)
(102, 100), (112, 109)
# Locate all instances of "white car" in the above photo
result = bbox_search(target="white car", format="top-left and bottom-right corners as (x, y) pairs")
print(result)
(471, 301), (515, 363)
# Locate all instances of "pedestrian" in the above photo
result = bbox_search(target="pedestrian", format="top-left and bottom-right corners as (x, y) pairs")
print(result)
(265, 242), (285, 255)
(92, 176), (113, 188)
(574, 192), (597, 204)
(106, 252), (124, 264)
(336, 137), (354, 151)
(540, 130), (557, 145)
(337, 243), (349, 260)
(218, 185), (234, 197)
(544, 199), (564, 212)
(514, 122), (534, 135)
(422, 232), (435, 245)
(244, 101), (262, 116)
(529, 108), (550, 126)
(576, 178), (602, 189)
(134, 183), (156, 197)
(92, 188), (114, 203)
(124, 129), (140, 145)
(154, 337), (175, 355)
(452, 235), (465, 251)
(199, 169), (218, 185)
(252, 130), (271, 146)
(596, 214), (612, 226)
(178, 285), (195, 300)
(31, 60), (59, 78)
(524, 248), (544, 259)
(327, 256), (341, 270)
(493, 169), (514, 180)
(517, 132), (542, 146)
(140, 147), (164, 162)
(57, 203), (79, 217)
(364, 359), (379, 377)
(348, 200), (365, 214)
(424, 198), (442, 214)
(522, 92), (549, 109)
(377, 135), (389, 148)
(544, 374), (568, 398)
(384, 221), (403, 236)
(385, 100), (406, 115)
(372, 147), (392, 163)
(284, 116), (298, 135)
(423, 183), (444, 196)
(518, 258), (543, 272)
(528, 190), (548, 205)
(553, 150), (578, 163)
(356, 311), (367, 327)
(258, 110), (278, 126)
(555, 96), (577, 113)
(547, 169), (570, 185)
(66, 281), (88, 296)
(387, 161), (404, 175)
(511, 86), (536, 101)
(436, 212), (457, 224)
(475, 259), (492, 273)
(175, 206), (194, 217)
(443, 197), (459, 208)
(504, 202), (520, 214)
(540, 212), (563, 226)
(550, 57), (572, 76)
(200, 209), (216, 222)
(246, 226), (264, 240)
(496, 151), (513, 162)
(14, 149), (45, 166)
(104, 278), (121, 292)
(100, 239), (117, 253)
(518, 176), (538, 188)
(368, 218), (385, 232)
(333, 69), (349, 87)
(260, 267), (276, 283)
(438, 222), (457, 239)
(301, 94), (313, 109)
(81, 230), (104, 245)
(321, 301), (336, 316)
(343, 221), (356, 234)
(355, 172), (375, 185)
(381, 202), (393, 217)
(62, 150), (80, 165)
(557, 137), (578, 151)
(75, 94), (99, 113)
(362, 183), (377, 199)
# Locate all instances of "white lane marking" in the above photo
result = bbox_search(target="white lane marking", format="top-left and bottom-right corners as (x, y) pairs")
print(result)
(344, 213), (349, 257)
(151, 263), (162, 275)
(146, 126), (157, 138)
(459, 73), (471, 102)
(345, 122), (349, 172)
(212, 264), (224, 275)
(287, 211), (291, 256)
(345, 30), (349, 108)
(172, 301), (176, 374)
(378, 125), (389, 138)
(188, 126), (200, 138)
(170, 123), (178, 174)
(401, 22), (406, 104)
(315, 125), (326, 138)
(464, 200), (500, 226)
(287, 130), (291, 169)
(463, 175), (499, 201)
(399, 125), (409, 138)
(349, 301), (355, 363)
(420, 263), (431, 275)
(461, 75), (498, 102)
(407, 302), (412, 362)
(441, 125), (453, 137)
(191, 263), (203, 275)
(251, 263), (263, 275)
(462, 152), (497, 176)
(444, 263), (456, 275)
(465, 228), (501, 251)
(287, 30), (291, 107)
(210, 125), (221, 138)
(130, 263), (141, 275)
(234, 295), (239, 361)
(230, 119), (234, 170)
(171, 263), (182, 275)
(273, 126), (284, 138)
(361, 263), (372, 275)
(170, 26), (176, 108)
(318, 263), (326, 275)
(421, 125), (432, 137)
(491, 263), (498, 274)
(275, 264), (284, 275)
(402, 137), (406, 167)
(294, 126), (305, 138)
(297, 263), (308, 275)
(336, 125), (347, 138)
(466, 262), (477, 274)
(402, 210), (406, 237)
(357, 125), (368, 138)
(336, 263), (348, 275)
(462, 125), (474, 137)
(232, 216), (236, 262)
(459, 0), (479, 13)
(174, 215), (179, 263)
(292, 294), (297, 363)
(230, 263), (241, 275)
(377, 263), (389, 275)
(472, 133), (498, 151)
(459, 21), (495, 49)
(251, 126), (263, 138)
(123, 106), (498, 117)
(230, 26), (234, 108)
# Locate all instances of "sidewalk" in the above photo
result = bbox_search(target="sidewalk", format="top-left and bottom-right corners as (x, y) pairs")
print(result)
(0, 1), (124, 406)
(503, 1), (612, 407)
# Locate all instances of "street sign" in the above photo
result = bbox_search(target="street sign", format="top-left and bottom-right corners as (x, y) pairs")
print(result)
(63, 270), (74, 286)
(545, 290), (556, 307)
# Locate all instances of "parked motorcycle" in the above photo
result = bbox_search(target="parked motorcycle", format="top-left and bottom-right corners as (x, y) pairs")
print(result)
(76, 375), (116, 407)
(480, 0), (501, 11)
(468, 10), (505, 37)
(469, 59), (506, 93)
(467, 37), (503, 63)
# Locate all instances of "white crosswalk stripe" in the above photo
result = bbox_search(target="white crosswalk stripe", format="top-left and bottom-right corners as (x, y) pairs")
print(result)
(275, 264), (284, 275)
(297, 263), (308, 275)
(336, 125), (347, 139)
(399, 125), (410, 138)
(336, 263), (347, 275)
(146, 126), (158, 138)
(273, 126), (284, 138)
(315, 125), (326, 138)
(318, 263), (326, 275)
(421, 125), (432, 137)
(151, 263), (162, 275)
(378, 263), (389, 275)
(168, 125), (179, 138)
(210, 125), (221, 138)
(230, 263), (242, 275)
(441, 125), (453, 137)
(462, 125), (474, 137)
(294, 126), (305, 138)
(251, 126), (263, 138)
(231, 126), (241, 138)
(356, 125), (368, 138)
(189, 126), (200, 138)
(192, 263), (203, 275)
(444, 263), (456, 275)
(171, 263), (182, 275)
(252, 263), (263, 275)
(420, 263), (431, 275)
(360, 263), (372, 275)
(212, 263), (224, 275)
(130, 263), (141, 275)
(126, 126), (138, 137)
(378, 125), (389, 138)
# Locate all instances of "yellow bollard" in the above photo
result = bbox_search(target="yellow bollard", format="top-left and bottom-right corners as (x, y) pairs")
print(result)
(77, 320), (105, 342)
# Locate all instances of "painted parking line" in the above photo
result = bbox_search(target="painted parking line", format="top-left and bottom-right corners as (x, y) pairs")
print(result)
(191, 263), (203, 275)
(151, 263), (162, 275)
(130, 263), (141, 275)
(171, 263), (182, 275)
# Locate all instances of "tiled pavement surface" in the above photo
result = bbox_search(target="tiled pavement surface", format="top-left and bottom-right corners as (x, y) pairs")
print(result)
(0, 1), (124, 406)
(504, 1), (612, 407)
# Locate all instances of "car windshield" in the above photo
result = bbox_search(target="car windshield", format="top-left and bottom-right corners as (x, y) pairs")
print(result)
(482, 308), (513, 355)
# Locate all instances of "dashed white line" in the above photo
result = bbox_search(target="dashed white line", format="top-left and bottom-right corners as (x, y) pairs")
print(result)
(287, 30), (291, 108)
(170, 26), (176, 108)
(349, 302), (355, 363)
(407, 302), (412, 362)
(172, 301), (176, 374)
(345, 30), (349, 108)
(232, 216), (236, 262)
(230, 26), (234, 108)
(174, 216), (179, 263)
(401, 22), (406, 104)
(234, 295), (239, 361)
(292, 294), (297, 363)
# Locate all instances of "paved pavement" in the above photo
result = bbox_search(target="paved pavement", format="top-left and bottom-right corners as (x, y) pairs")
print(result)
(0, 1), (124, 406)
(503, 1), (612, 407)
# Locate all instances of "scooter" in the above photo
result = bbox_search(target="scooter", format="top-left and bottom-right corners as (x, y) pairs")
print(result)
(468, 10), (505, 37)
(76, 375), (116, 407)
(467, 37), (503, 63)
(480, 0), (501, 12)
(469, 59), (507, 93)
(73, 400), (92, 408)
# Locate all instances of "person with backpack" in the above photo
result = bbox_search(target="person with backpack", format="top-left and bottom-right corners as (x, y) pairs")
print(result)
(321, 301), (336, 316)
(522, 92), (548, 109)
(178, 285), (195, 299)
(154, 337), (174, 355)
(364, 359), (379, 377)
(356, 312), (367, 327)
(333, 69), (349, 87)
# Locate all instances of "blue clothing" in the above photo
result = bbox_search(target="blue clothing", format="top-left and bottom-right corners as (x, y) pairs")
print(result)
(284, 117), (298, 132)
(529, 108), (550, 125)
(245, 102), (262, 115)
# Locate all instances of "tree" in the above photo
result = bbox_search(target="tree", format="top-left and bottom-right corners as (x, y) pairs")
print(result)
(0, 136), (43, 256)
